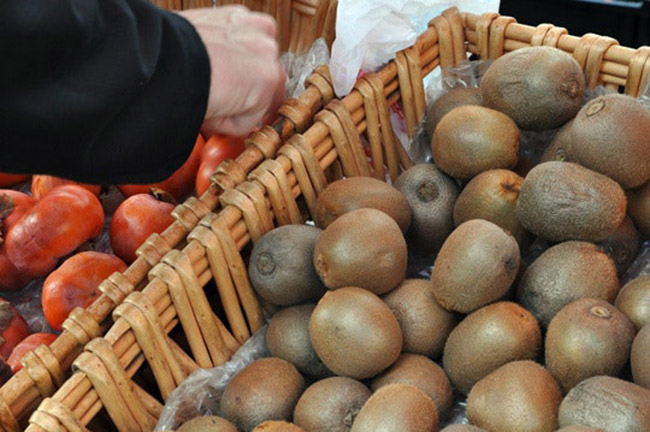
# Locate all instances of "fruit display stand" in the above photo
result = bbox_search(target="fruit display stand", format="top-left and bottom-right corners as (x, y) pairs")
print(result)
(3, 6), (650, 432)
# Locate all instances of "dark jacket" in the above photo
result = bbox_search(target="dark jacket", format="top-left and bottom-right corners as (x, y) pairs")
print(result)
(0, 0), (210, 184)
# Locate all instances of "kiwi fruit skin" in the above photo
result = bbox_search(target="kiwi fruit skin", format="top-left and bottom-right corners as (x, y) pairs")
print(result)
(431, 219), (520, 314)
(440, 426), (487, 432)
(481, 46), (585, 131)
(252, 421), (305, 431)
(249, 225), (326, 306)
(313, 208), (407, 295)
(631, 324), (650, 389)
(350, 383), (438, 432)
(382, 279), (458, 359)
(596, 216), (641, 275)
(541, 119), (575, 163)
(219, 358), (305, 431)
(370, 353), (453, 420)
(426, 87), (483, 139)
(442, 301), (542, 395)
(556, 427), (605, 432)
(558, 376), (650, 431)
(517, 161), (627, 242)
(314, 177), (412, 233)
(570, 93), (650, 189)
(293, 377), (371, 432)
(516, 241), (620, 328)
(176, 416), (238, 432)
(453, 169), (529, 245)
(614, 275), (650, 330)
(394, 164), (459, 254)
(628, 181), (650, 236)
(432, 105), (520, 180)
(309, 287), (402, 379)
(545, 298), (635, 393)
(266, 304), (332, 379)
(466, 360), (562, 432)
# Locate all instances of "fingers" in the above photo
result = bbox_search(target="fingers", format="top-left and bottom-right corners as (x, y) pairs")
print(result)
(176, 6), (276, 38)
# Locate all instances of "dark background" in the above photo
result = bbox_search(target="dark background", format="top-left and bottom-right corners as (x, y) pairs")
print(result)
(500, 0), (650, 47)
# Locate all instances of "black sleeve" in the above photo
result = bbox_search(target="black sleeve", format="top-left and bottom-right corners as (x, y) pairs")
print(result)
(0, 0), (210, 185)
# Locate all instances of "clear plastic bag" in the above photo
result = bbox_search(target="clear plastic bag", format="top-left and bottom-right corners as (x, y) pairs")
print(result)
(281, 38), (331, 99)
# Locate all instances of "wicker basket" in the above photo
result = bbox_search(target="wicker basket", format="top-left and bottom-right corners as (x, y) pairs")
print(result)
(4, 6), (650, 431)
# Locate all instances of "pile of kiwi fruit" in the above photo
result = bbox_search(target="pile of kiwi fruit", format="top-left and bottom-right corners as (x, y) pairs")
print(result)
(174, 45), (650, 432)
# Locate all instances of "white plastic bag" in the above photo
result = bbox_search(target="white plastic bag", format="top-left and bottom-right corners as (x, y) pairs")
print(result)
(330, 0), (501, 97)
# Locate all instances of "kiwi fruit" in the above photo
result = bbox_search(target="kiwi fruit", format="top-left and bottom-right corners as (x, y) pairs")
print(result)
(596, 216), (641, 275)
(431, 219), (520, 314)
(313, 208), (407, 295)
(481, 46), (585, 130)
(293, 377), (371, 432)
(220, 358), (304, 431)
(517, 161), (627, 242)
(394, 164), (459, 254)
(631, 324), (650, 389)
(249, 225), (326, 306)
(309, 287), (402, 379)
(253, 421), (305, 431)
(466, 360), (562, 432)
(426, 87), (483, 138)
(442, 301), (542, 395)
(628, 181), (650, 236)
(569, 93), (650, 189)
(453, 169), (529, 245)
(556, 427), (604, 432)
(314, 177), (411, 232)
(382, 279), (458, 358)
(558, 376), (650, 431)
(541, 119), (575, 163)
(266, 304), (331, 379)
(432, 105), (520, 180)
(176, 416), (238, 432)
(350, 383), (438, 432)
(516, 241), (620, 328)
(370, 353), (452, 420)
(545, 298), (635, 393)
(614, 275), (650, 330)
(440, 426), (487, 432)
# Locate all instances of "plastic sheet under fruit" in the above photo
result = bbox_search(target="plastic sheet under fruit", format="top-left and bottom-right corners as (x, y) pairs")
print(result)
(281, 38), (331, 99)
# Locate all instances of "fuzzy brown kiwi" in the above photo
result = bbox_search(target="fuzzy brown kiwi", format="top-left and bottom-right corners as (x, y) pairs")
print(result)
(350, 383), (438, 432)
(382, 279), (458, 359)
(442, 301), (542, 395)
(596, 216), (641, 276)
(370, 353), (453, 420)
(176, 416), (238, 432)
(453, 169), (530, 245)
(249, 225), (326, 306)
(252, 421), (305, 431)
(558, 376), (650, 431)
(614, 275), (650, 331)
(628, 181), (650, 236)
(545, 299), (635, 393)
(431, 219), (520, 314)
(466, 361), (562, 432)
(293, 377), (371, 432)
(313, 208), (407, 295)
(440, 426), (487, 432)
(432, 105), (520, 180)
(517, 161), (627, 242)
(541, 119), (575, 163)
(426, 87), (483, 138)
(309, 287), (402, 379)
(516, 241), (620, 328)
(556, 427), (605, 432)
(266, 304), (331, 379)
(631, 324), (650, 389)
(570, 93), (650, 189)
(394, 164), (459, 254)
(219, 358), (304, 431)
(314, 177), (411, 232)
(481, 46), (585, 130)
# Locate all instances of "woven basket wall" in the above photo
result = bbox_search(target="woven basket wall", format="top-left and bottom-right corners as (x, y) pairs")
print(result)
(2, 5), (650, 431)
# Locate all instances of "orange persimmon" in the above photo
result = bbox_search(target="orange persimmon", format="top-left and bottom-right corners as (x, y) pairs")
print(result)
(31, 175), (101, 199)
(195, 135), (246, 196)
(0, 190), (36, 291)
(7, 332), (57, 373)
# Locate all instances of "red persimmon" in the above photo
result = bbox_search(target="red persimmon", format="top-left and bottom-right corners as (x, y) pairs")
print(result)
(6, 185), (105, 277)
(0, 298), (30, 360)
(195, 135), (246, 196)
(0, 191), (36, 291)
(7, 332), (57, 373)
(42, 251), (126, 331)
(31, 175), (101, 199)
(0, 173), (29, 188)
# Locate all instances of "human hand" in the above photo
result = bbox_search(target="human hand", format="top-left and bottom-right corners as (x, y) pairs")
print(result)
(178, 6), (285, 137)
